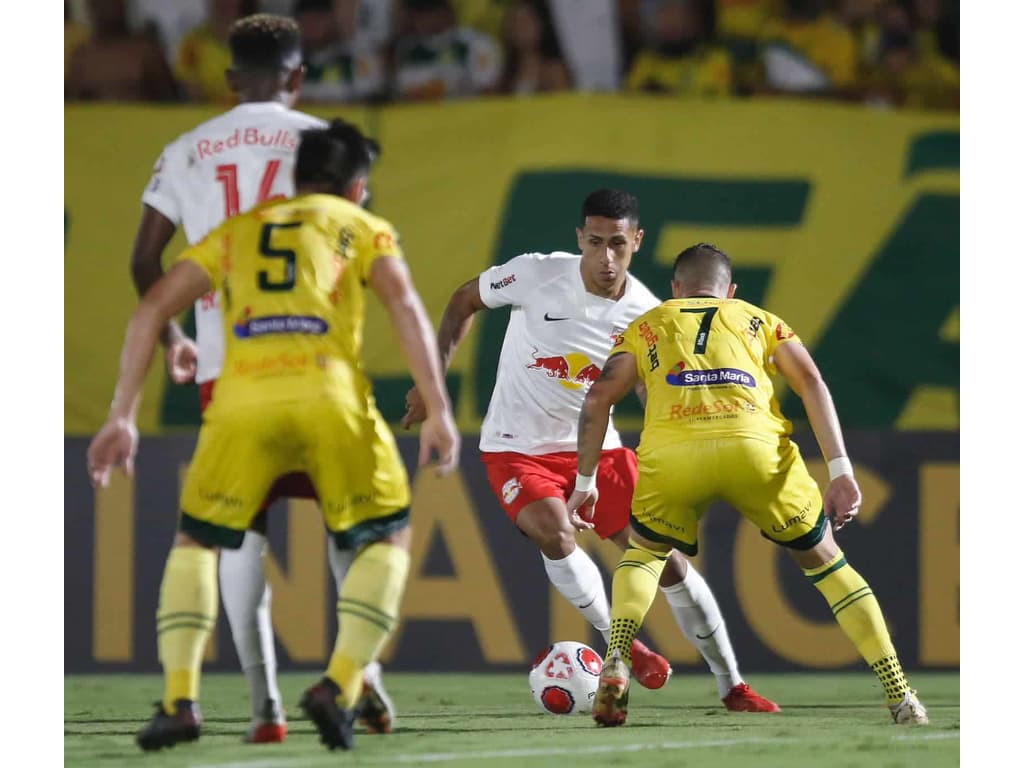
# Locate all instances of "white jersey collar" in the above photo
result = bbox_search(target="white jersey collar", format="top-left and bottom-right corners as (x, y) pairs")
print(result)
(226, 102), (290, 115)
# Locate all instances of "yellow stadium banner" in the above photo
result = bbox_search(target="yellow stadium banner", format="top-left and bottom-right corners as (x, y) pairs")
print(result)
(65, 96), (958, 435)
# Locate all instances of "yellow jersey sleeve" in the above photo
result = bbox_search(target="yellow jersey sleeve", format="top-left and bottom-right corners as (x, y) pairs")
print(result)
(178, 226), (226, 287)
(353, 215), (404, 284)
(762, 310), (802, 374)
(612, 320), (644, 380)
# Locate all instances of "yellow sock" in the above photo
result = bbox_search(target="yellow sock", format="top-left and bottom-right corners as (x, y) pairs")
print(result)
(804, 551), (910, 703)
(326, 542), (410, 709)
(608, 539), (668, 666)
(156, 546), (218, 714)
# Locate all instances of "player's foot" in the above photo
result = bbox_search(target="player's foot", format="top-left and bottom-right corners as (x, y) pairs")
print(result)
(889, 690), (929, 725)
(136, 699), (202, 752)
(243, 698), (288, 743)
(593, 650), (630, 727)
(357, 662), (395, 734)
(299, 677), (356, 751)
(722, 683), (781, 713)
(630, 638), (672, 689)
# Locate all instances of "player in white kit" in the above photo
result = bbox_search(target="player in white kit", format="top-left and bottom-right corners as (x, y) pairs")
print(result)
(404, 189), (779, 711)
(128, 13), (393, 742)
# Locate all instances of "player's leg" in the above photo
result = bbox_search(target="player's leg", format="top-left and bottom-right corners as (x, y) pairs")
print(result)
(139, 410), (279, 751)
(136, 530), (218, 751)
(326, 535), (396, 735)
(302, 518), (411, 751)
(482, 452), (613, 639)
(595, 449), (681, 689)
(299, 403), (412, 751)
(731, 438), (927, 725)
(790, 525), (928, 724)
(200, 380), (287, 741)
(218, 506), (286, 742)
(594, 527), (672, 727)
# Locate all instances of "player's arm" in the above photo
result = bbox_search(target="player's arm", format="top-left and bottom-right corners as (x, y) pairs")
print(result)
(566, 351), (639, 527)
(370, 256), (460, 475)
(400, 275), (487, 429)
(130, 204), (198, 383)
(437, 276), (488, 373)
(87, 261), (212, 487)
(773, 341), (861, 531)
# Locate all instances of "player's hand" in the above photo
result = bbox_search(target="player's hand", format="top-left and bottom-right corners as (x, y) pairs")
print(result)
(166, 336), (198, 384)
(566, 489), (598, 531)
(401, 386), (427, 430)
(87, 418), (139, 488)
(824, 474), (861, 532)
(418, 410), (460, 476)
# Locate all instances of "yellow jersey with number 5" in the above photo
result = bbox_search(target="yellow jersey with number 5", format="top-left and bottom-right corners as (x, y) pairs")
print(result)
(614, 297), (802, 450)
(178, 192), (402, 412)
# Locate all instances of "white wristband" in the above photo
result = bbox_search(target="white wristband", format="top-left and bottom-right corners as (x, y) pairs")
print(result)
(827, 457), (854, 481)
(575, 473), (596, 493)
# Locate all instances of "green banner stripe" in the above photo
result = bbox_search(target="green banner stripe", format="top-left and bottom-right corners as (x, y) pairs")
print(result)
(805, 556), (848, 584)
(905, 131), (959, 177)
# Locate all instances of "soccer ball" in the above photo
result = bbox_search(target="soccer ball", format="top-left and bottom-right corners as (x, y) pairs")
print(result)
(528, 640), (603, 715)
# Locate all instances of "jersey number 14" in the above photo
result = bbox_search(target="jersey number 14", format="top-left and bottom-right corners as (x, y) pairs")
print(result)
(215, 161), (285, 218)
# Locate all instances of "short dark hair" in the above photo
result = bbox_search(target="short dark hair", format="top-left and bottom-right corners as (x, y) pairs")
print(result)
(580, 189), (639, 227)
(228, 14), (302, 72)
(673, 242), (732, 285)
(295, 119), (381, 193)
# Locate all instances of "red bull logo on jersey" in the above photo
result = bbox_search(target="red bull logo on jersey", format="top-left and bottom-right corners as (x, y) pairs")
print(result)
(195, 128), (298, 159)
(526, 350), (602, 390)
(233, 307), (328, 339)
(667, 364), (756, 388)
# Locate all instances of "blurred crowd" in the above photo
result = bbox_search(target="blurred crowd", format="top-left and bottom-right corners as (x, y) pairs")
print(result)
(65, 0), (959, 111)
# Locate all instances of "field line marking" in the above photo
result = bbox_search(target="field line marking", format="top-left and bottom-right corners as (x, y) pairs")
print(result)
(191, 731), (959, 768)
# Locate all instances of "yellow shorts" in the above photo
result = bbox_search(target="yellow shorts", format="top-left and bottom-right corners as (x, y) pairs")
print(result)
(180, 397), (410, 549)
(630, 436), (825, 555)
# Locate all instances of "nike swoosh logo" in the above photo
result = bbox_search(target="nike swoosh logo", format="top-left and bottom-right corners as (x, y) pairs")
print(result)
(695, 624), (720, 640)
(544, 313), (570, 321)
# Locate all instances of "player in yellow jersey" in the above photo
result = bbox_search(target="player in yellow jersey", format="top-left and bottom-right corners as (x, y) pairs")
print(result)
(87, 119), (460, 753)
(568, 242), (929, 728)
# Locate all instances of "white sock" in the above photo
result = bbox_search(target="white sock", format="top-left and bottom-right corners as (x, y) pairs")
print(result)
(660, 565), (742, 699)
(542, 547), (611, 641)
(219, 531), (282, 721)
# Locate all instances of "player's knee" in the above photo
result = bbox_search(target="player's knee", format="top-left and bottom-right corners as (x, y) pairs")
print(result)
(532, 527), (576, 559)
(659, 552), (688, 587)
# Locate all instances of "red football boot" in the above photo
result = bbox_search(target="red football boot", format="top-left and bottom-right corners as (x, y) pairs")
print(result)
(722, 683), (781, 713)
(630, 638), (672, 690)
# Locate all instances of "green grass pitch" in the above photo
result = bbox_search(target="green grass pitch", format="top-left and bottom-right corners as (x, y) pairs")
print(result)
(65, 671), (959, 767)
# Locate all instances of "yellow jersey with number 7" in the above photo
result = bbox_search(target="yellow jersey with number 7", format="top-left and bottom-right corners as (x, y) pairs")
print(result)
(614, 297), (803, 450)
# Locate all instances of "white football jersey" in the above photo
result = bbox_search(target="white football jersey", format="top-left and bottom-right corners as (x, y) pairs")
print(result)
(478, 252), (660, 455)
(141, 102), (326, 383)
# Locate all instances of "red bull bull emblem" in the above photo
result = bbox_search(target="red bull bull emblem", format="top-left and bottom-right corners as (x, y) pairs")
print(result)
(527, 351), (602, 390)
